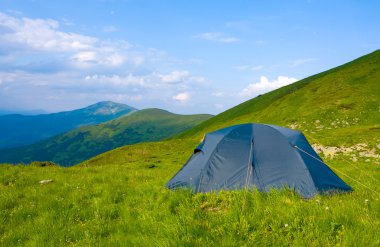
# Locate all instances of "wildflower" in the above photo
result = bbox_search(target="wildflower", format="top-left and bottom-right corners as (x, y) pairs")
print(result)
(284, 224), (288, 227)
(325, 206), (329, 210)
(365, 199), (369, 203)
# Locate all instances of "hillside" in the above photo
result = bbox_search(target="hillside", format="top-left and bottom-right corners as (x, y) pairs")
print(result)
(0, 109), (212, 166)
(0, 101), (136, 149)
(0, 50), (379, 246)
(176, 49), (380, 147)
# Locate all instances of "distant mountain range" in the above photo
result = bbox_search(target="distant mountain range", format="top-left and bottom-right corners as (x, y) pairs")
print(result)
(0, 109), (48, 116)
(0, 101), (136, 149)
(0, 108), (212, 166)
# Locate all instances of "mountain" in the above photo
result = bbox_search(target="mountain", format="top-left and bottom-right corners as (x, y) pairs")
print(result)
(0, 101), (136, 149)
(0, 109), (212, 166)
(86, 49), (380, 167)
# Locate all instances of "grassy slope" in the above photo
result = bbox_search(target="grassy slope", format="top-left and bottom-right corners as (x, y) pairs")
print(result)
(0, 109), (212, 166)
(176, 49), (380, 146)
(1, 50), (379, 246)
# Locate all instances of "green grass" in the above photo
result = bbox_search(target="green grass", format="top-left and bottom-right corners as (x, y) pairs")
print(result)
(0, 141), (379, 246)
(1, 50), (380, 246)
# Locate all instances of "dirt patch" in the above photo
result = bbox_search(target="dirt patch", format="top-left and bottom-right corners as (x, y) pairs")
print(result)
(312, 143), (380, 162)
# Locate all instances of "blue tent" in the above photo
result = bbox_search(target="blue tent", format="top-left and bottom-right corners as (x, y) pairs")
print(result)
(167, 123), (352, 198)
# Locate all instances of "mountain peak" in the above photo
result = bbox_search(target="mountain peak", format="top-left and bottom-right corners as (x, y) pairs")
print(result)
(0, 101), (137, 149)
(83, 101), (137, 116)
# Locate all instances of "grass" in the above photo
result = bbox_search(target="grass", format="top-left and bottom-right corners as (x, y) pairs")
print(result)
(0, 140), (379, 246)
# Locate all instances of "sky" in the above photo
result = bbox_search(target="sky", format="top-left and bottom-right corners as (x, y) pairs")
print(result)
(0, 0), (379, 114)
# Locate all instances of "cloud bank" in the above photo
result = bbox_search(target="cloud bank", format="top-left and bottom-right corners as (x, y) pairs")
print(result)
(0, 12), (208, 113)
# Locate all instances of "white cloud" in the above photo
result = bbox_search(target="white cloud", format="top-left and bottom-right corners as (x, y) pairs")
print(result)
(190, 76), (207, 84)
(0, 12), (136, 69)
(234, 65), (250, 71)
(156, 71), (207, 86)
(72, 51), (129, 68)
(239, 76), (298, 97)
(60, 17), (74, 26)
(0, 12), (96, 52)
(101, 93), (142, 102)
(84, 73), (146, 87)
(172, 92), (190, 102)
(291, 58), (315, 67)
(195, 32), (239, 43)
(103, 53), (126, 66)
(72, 51), (97, 63)
(158, 70), (189, 84)
(212, 92), (225, 97)
(83, 70), (205, 89)
(234, 65), (264, 71)
(71, 51), (127, 68)
(0, 72), (18, 85)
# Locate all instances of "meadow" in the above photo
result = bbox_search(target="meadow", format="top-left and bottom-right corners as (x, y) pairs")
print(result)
(0, 138), (379, 246)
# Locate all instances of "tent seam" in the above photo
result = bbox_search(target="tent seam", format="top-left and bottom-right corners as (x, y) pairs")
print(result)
(197, 126), (237, 191)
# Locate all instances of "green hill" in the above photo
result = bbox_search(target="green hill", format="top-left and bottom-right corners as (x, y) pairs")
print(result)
(176, 50), (380, 147)
(0, 50), (379, 246)
(0, 109), (212, 166)
(0, 101), (136, 149)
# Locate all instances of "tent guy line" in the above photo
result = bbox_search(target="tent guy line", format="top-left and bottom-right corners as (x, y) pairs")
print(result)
(293, 145), (379, 196)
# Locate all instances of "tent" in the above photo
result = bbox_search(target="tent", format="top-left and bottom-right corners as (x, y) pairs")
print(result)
(166, 123), (352, 198)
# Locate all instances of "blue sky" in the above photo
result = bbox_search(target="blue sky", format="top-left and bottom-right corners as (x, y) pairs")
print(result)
(0, 0), (379, 114)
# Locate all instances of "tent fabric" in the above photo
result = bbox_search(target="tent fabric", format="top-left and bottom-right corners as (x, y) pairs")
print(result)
(166, 123), (352, 198)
